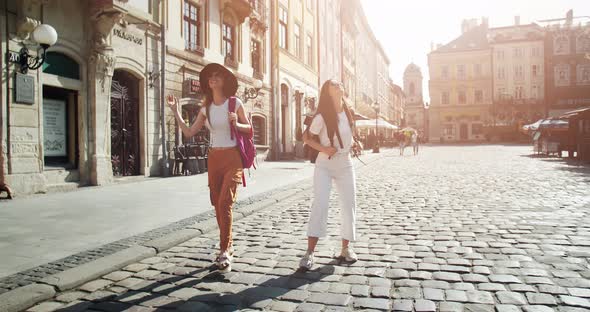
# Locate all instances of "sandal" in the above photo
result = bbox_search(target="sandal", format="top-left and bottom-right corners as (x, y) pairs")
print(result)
(217, 251), (232, 272)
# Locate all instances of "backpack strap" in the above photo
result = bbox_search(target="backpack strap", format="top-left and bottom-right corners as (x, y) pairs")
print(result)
(228, 96), (236, 140)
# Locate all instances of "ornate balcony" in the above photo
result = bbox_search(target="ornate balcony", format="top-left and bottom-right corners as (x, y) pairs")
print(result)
(225, 56), (239, 69)
(249, 0), (268, 34)
(221, 0), (253, 24)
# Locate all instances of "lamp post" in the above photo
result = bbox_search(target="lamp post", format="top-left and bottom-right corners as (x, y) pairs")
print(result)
(372, 102), (380, 153)
(243, 79), (264, 103)
(8, 24), (58, 74)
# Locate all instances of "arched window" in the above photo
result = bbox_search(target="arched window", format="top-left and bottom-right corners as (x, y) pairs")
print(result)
(251, 115), (266, 145)
(576, 33), (590, 53)
(554, 35), (570, 55)
(223, 10), (239, 67)
(409, 82), (415, 96)
(42, 52), (80, 80)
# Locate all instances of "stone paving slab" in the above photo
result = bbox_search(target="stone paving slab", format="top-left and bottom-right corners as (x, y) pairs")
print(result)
(16, 145), (590, 311)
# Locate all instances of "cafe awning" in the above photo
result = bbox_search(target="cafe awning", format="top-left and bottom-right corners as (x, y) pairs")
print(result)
(355, 119), (398, 130)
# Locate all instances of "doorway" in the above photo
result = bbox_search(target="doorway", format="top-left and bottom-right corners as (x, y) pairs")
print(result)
(110, 70), (140, 176)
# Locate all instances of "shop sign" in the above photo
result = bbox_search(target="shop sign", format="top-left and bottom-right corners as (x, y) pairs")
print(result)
(15, 73), (34, 104)
(43, 99), (67, 157)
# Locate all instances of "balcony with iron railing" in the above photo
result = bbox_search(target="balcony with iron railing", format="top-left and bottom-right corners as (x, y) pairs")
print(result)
(248, 0), (268, 33)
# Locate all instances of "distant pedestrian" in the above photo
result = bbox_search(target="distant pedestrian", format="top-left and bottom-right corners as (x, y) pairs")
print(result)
(399, 132), (406, 156)
(300, 79), (359, 270)
(412, 132), (419, 155)
(167, 63), (251, 272)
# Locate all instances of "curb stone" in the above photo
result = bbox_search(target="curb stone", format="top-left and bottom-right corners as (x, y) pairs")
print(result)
(3, 149), (393, 312)
(0, 284), (55, 312)
(39, 246), (156, 292)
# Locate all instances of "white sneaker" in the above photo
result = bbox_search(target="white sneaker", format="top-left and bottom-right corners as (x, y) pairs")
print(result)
(340, 247), (358, 263)
(299, 252), (314, 270)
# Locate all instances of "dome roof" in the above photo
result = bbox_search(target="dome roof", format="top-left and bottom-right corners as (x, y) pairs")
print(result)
(404, 63), (422, 76)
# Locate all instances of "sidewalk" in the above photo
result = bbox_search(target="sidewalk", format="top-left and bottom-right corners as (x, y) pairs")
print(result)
(0, 150), (388, 291)
(0, 161), (307, 280)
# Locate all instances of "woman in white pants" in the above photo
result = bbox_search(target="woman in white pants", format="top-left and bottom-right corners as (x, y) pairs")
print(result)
(300, 80), (359, 270)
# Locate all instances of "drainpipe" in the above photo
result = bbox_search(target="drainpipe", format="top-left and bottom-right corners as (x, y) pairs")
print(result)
(270, 0), (280, 161)
(160, 0), (168, 176)
(1, 0), (11, 198)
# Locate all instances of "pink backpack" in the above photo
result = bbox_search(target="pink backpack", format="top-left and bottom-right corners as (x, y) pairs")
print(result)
(228, 96), (257, 186)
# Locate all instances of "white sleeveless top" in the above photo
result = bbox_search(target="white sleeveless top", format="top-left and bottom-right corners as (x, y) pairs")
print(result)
(200, 98), (243, 148)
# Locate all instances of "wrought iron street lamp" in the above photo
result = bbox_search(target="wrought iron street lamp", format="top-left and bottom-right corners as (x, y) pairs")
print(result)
(243, 79), (263, 102)
(9, 24), (58, 74)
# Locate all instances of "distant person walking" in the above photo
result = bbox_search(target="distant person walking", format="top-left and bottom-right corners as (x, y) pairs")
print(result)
(399, 132), (406, 156)
(412, 132), (419, 155)
(300, 79), (359, 270)
(167, 63), (251, 272)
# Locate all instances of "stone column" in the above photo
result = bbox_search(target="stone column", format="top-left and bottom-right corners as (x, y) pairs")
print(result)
(87, 8), (124, 185)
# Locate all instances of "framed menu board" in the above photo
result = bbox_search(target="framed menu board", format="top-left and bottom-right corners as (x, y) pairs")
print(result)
(43, 98), (67, 157)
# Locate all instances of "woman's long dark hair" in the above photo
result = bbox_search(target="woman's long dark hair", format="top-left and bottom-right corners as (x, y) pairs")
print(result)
(316, 80), (354, 147)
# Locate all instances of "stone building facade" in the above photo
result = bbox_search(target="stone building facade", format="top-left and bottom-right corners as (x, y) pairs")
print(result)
(163, 0), (273, 159)
(2, 0), (166, 195)
(404, 63), (425, 132)
(428, 20), (493, 143)
(275, 0), (318, 158)
(540, 11), (590, 117)
(489, 20), (546, 126)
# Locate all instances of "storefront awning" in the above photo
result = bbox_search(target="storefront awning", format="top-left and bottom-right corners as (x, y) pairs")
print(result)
(355, 119), (398, 130)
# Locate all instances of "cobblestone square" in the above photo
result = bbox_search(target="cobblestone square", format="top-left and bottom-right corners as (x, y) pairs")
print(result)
(22, 146), (590, 311)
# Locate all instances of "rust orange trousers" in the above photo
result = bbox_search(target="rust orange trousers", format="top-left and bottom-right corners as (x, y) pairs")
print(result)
(207, 148), (243, 252)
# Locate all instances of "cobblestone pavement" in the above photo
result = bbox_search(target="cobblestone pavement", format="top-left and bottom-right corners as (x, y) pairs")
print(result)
(26, 145), (590, 311)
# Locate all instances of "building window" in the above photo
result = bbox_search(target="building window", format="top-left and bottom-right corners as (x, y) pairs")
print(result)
(252, 115), (266, 145)
(577, 34), (590, 53)
(496, 50), (505, 60)
(577, 64), (590, 85)
(457, 65), (465, 80)
(409, 83), (415, 96)
(458, 91), (466, 104)
(442, 91), (449, 105)
(294, 23), (302, 59)
(441, 66), (449, 79)
(554, 35), (570, 55)
(498, 88), (506, 98)
(514, 86), (525, 99)
(532, 85), (539, 99)
(514, 65), (524, 79)
(498, 66), (505, 79)
(306, 34), (313, 67)
(279, 7), (288, 49)
(444, 124), (455, 136)
(183, 1), (202, 52)
(222, 23), (235, 60)
(306, 0), (313, 12)
(475, 90), (483, 103)
(532, 65), (538, 77)
(531, 46), (541, 57)
(251, 39), (262, 77)
(472, 124), (483, 135)
(555, 64), (570, 86)
(474, 64), (482, 77)
(513, 47), (523, 57)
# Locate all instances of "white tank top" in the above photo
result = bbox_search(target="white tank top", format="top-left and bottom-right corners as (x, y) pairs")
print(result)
(201, 98), (243, 147)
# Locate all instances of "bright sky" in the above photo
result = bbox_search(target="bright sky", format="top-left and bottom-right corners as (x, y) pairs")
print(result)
(361, 0), (590, 102)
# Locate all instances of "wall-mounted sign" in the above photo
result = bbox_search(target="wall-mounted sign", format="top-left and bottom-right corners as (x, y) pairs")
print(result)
(15, 72), (34, 104)
(183, 78), (201, 97)
(113, 28), (143, 45)
(43, 98), (67, 157)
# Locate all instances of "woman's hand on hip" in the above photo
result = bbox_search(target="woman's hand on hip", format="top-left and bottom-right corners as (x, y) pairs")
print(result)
(323, 146), (337, 157)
